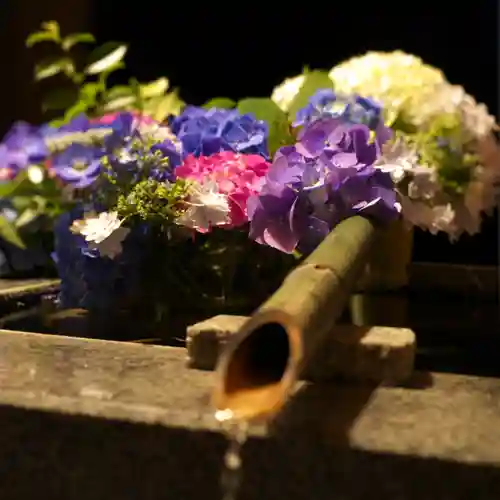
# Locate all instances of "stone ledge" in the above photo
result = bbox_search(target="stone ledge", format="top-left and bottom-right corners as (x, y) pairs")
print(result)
(186, 315), (416, 384)
(0, 329), (499, 500)
(0, 329), (499, 462)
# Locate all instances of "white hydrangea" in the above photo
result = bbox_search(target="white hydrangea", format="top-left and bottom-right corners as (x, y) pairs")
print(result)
(176, 181), (230, 233)
(329, 50), (500, 237)
(271, 74), (306, 112)
(271, 51), (500, 238)
(414, 82), (497, 136)
(329, 51), (446, 125)
(329, 51), (497, 136)
(71, 211), (130, 259)
(375, 135), (424, 183)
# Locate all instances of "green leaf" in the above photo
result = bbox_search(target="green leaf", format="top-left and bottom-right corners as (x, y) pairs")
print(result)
(26, 31), (60, 47)
(0, 171), (31, 198)
(102, 85), (136, 111)
(0, 215), (26, 249)
(150, 90), (184, 121)
(140, 78), (169, 99)
(15, 208), (39, 228)
(42, 87), (79, 112)
(79, 82), (101, 103)
(41, 21), (60, 37)
(287, 70), (333, 120)
(0, 180), (20, 198)
(10, 195), (33, 211)
(106, 85), (134, 100)
(34, 57), (74, 81)
(103, 95), (136, 112)
(62, 33), (96, 51)
(85, 43), (128, 75)
(203, 97), (236, 110)
(237, 98), (294, 155)
(62, 100), (90, 123)
(128, 78), (143, 110)
(15, 195), (47, 228)
(48, 118), (65, 128)
(26, 21), (60, 47)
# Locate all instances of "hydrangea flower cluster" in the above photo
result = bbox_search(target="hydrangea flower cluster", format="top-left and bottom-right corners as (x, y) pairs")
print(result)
(0, 93), (406, 271)
(247, 118), (399, 253)
(272, 51), (500, 238)
(0, 123), (48, 180)
(169, 106), (269, 159)
(0, 44), (497, 299)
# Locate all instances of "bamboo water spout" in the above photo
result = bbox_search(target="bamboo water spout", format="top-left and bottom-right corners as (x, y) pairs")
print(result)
(212, 216), (377, 422)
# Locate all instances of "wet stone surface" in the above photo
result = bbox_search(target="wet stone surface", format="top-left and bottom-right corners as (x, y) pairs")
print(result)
(0, 331), (500, 499)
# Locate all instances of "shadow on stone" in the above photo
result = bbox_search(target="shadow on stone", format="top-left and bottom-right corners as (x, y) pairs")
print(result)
(270, 381), (378, 447)
(1, 403), (500, 500)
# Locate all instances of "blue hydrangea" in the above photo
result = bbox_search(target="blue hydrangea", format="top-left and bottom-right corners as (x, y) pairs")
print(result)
(169, 106), (269, 159)
(53, 207), (147, 313)
(0, 122), (48, 174)
(294, 89), (385, 132)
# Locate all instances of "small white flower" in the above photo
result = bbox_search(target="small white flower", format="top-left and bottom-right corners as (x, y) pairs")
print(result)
(353, 196), (402, 214)
(271, 74), (306, 112)
(375, 137), (429, 183)
(71, 211), (130, 259)
(176, 181), (230, 233)
(27, 165), (44, 184)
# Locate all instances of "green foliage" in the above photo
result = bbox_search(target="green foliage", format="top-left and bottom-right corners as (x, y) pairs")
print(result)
(26, 21), (61, 47)
(26, 21), (184, 124)
(414, 114), (475, 195)
(34, 56), (75, 81)
(62, 33), (95, 51)
(237, 97), (294, 155)
(390, 112), (418, 134)
(287, 70), (333, 120)
(84, 42), (128, 75)
(203, 97), (236, 109)
(115, 178), (189, 223)
(140, 78), (169, 99)
(0, 215), (26, 249)
(0, 169), (71, 247)
(42, 87), (80, 112)
(145, 89), (184, 122)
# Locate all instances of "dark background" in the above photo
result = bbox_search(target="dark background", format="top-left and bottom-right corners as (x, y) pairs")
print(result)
(0, 0), (498, 265)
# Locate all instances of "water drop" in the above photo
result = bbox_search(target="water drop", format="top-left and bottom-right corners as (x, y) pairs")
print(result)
(217, 412), (249, 500)
(215, 408), (234, 423)
(224, 450), (242, 471)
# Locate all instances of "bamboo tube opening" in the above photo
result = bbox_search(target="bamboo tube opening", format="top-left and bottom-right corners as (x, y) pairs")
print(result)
(213, 311), (302, 422)
(213, 218), (376, 422)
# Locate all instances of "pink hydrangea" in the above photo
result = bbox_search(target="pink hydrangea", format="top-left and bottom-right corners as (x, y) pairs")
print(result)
(176, 151), (270, 227)
(90, 111), (157, 126)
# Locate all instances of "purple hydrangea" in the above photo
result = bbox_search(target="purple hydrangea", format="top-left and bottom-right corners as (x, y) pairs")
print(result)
(247, 118), (400, 254)
(169, 106), (269, 159)
(49, 112), (182, 188)
(104, 112), (182, 183)
(41, 114), (111, 138)
(0, 122), (48, 177)
(42, 114), (115, 188)
(51, 143), (103, 188)
(294, 89), (391, 146)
